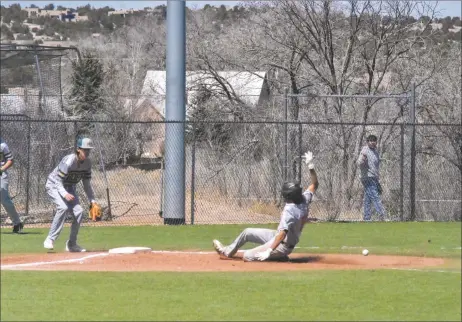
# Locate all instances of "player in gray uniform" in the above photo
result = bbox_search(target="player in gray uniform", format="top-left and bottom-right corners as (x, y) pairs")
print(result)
(213, 151), (319, 262)
(357, 134), (386, 221)
(0, 138), (24, 233)
(43, 137), (97, 252)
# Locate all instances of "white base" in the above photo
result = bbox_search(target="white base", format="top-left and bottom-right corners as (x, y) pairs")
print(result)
(108, 247), (152, 254)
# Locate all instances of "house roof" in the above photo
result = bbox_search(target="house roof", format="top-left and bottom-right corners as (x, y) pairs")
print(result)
(140, 70), (268, 117)
(0, 94), (27, 114)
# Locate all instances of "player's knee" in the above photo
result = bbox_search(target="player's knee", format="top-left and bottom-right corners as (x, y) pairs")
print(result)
(74, 205), (84, 217)
(56, 204), (69, 213)
(243, 250), (257, 262)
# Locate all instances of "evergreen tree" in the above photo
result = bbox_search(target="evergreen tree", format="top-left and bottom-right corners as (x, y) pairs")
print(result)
(69, 50), (105, 118)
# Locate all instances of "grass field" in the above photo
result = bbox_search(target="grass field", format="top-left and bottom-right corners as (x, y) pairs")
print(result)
(1, 222), (461, 321)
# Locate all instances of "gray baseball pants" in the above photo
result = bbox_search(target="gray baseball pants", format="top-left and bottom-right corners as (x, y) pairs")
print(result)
(45, 182), (84, 244)
(223, 228), (293, 261)
(0, 175), (21, 226)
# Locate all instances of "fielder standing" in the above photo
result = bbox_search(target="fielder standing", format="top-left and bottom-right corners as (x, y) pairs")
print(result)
(213, 151), (319, 262)
(43, 137), (98, 252)
(357, 134), (386, 221)
(0, 137), (24, 233)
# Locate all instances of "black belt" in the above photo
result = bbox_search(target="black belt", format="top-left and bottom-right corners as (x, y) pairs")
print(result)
(281, 241), (295, 249)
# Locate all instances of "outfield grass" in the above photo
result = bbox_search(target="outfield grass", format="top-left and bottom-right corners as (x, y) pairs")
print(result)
(1, 222), (461, 321)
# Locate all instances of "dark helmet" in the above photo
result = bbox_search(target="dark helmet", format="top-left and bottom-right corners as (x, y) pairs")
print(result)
(281, 181), (303, 203)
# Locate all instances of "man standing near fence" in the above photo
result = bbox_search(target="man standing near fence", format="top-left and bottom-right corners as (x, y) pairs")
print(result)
(357, 134), (387, 221)
(0, 137), (24, 233)
(43, 137), (101, 252)
(212, 151), (319, 262)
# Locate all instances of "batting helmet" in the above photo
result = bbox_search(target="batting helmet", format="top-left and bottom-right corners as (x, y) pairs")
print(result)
(281, 181), (303, 203)
(77, 137), (94, 149)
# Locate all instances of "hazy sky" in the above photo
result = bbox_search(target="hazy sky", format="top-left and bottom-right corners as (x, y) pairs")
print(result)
(6, 1), (462, 17)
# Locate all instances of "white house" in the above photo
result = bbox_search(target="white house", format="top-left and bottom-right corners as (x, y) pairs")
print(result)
(139, 70), (271, 117)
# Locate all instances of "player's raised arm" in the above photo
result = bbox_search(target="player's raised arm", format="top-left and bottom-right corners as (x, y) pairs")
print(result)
(301, 151), (319, 193)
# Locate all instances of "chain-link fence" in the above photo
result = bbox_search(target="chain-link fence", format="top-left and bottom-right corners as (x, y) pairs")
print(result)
(1, 45), (460, 225)
(1, 114), (460, 227)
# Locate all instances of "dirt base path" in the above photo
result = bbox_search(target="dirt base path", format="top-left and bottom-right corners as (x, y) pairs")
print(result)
(1, 251), (446, 272)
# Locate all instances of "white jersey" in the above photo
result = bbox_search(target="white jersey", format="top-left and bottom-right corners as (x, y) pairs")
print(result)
(277, 190), (313, 247)
(357, 146), (380, 180)
(0, 139), (13, 179)
(46, 153), (95, 202)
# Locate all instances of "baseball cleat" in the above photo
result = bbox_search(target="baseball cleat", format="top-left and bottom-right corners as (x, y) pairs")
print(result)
(213, 239), (225, 255)
(12, 222), (24, 233)
(65, 240), (86, 252)
(43, 237), (54, 250)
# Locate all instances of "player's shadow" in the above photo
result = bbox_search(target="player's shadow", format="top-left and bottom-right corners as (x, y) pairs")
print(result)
(288, 255), (323, 263)
(2, 231), (43, 235)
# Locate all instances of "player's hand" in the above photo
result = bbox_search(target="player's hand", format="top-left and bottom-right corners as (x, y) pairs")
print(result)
(64, 193), (75, 202)
(302, 151), (315, 169)
(256, 248), (272, 261)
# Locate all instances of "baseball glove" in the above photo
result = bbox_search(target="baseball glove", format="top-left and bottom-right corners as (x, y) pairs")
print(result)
(89, 202), (102, 221)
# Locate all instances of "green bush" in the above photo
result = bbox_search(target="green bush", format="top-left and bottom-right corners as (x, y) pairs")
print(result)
(11, 21), (28, 33)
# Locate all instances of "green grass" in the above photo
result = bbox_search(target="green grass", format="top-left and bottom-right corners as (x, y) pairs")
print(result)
(1, 270), (460, 321)
(1, 222), (461, 321)
(1, 222), (461, 258)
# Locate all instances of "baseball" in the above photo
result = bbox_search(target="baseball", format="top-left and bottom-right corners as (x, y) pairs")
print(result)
(362, 249), (369, 256)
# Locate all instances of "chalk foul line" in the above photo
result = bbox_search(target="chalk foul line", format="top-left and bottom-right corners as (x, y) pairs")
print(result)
(387, 267), (461, 274)
(1, 253), (108, 270)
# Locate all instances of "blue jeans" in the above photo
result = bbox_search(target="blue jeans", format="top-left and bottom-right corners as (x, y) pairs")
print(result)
(361, 177), (385, 220)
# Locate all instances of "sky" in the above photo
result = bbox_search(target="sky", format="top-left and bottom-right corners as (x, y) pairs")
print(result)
(4, 0), (462, 17)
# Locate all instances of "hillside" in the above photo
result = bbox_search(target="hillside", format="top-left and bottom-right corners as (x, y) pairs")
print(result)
(0, 3), (461, 46)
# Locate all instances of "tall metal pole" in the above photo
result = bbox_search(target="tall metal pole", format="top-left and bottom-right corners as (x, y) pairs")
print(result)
(164, 0), (186, 225)
(409, 83), (416, 221)
(283, 88), (288, 182)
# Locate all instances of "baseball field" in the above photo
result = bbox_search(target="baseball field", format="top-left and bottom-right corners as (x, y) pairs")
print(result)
(1, 222), (461, 321)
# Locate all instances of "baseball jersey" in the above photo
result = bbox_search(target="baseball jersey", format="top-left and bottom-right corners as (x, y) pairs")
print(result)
(357, 146), (380, 179)
(47, 153), (95, 202)
(277, 190), (314, 247)
(0, 139), (13, 178)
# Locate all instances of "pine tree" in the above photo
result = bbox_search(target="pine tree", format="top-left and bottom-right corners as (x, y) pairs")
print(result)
(69, 50), (105, 118)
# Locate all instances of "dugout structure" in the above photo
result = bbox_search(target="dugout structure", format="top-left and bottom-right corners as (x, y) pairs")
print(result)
(0, 44), (79, 223)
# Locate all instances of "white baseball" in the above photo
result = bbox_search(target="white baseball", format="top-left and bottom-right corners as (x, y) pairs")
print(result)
(362, 249), (369, 256)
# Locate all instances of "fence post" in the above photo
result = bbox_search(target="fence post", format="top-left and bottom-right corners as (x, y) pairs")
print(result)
(409, 83), (416, 221)
(159, 157), (164, 218)
(298, 123), (302, 183)
(283, 88), (288, 182)
(25, 117), (31, 216)
(33, 45), (45, 112)
(190, 122), (196, 225)
(95, 123), (112, 221)
(399, 104), (405, 221)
